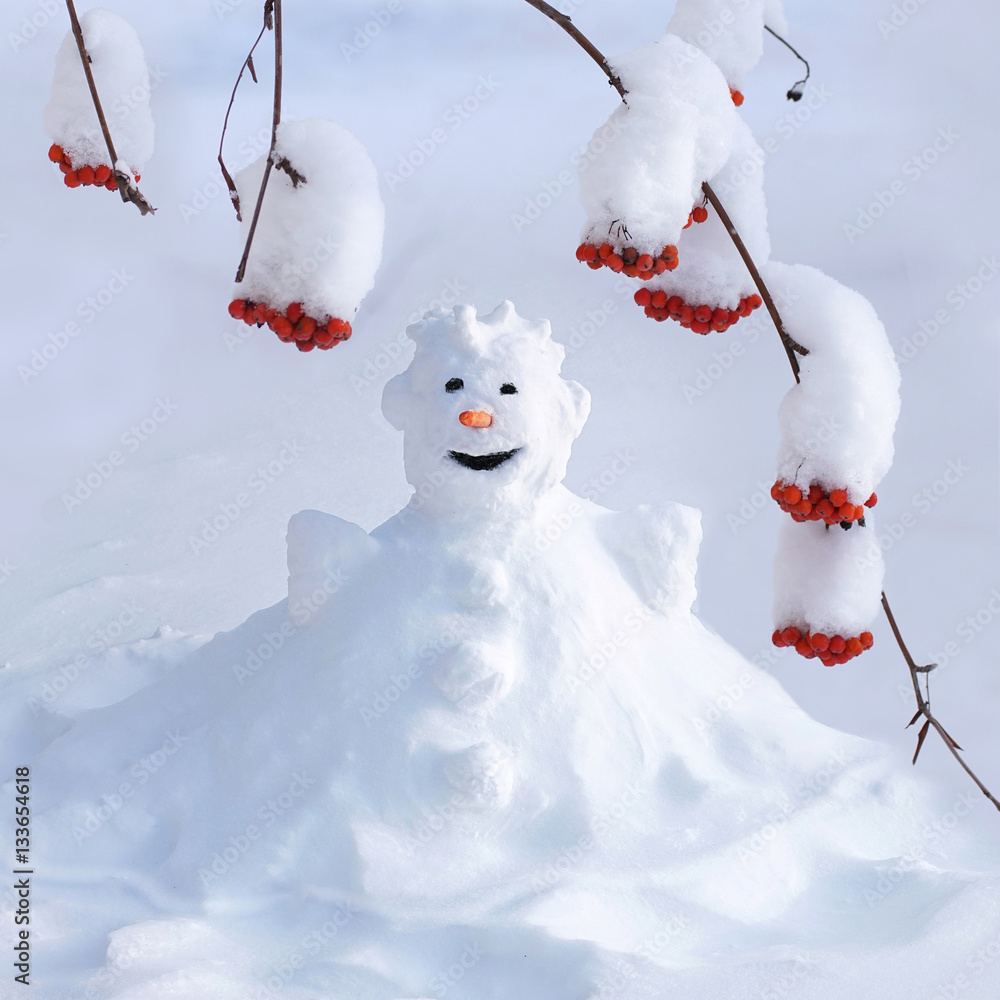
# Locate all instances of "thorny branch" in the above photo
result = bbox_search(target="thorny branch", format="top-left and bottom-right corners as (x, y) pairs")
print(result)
(64, 0), (155, 216)
(522, 0), (1000, 813)
(882, 593), (1000, 809)
(235, 0), (280, 284)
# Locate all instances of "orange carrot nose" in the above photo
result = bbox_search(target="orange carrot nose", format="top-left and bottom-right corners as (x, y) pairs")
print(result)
(459, 410), (492, 428)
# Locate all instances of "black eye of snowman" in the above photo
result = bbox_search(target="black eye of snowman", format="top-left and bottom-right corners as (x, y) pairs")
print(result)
(445, 378), (464, 392)
(500, 383), (517, 395)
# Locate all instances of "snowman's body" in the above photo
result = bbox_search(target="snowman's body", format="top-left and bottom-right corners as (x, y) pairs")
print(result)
(25, 304), (1000, 1000)
(275, 482), (705, 906)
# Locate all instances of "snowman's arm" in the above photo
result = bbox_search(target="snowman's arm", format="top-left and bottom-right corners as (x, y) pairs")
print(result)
(597, 502), (703, 615)
(286, 510), (378, 626)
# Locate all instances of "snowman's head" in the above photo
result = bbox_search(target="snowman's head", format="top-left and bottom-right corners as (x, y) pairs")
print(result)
(382, 301), (591, 515)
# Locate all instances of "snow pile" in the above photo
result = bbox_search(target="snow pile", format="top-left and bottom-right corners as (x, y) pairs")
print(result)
(579, 34), (742, 254)
(10, 303), (999, 1000)
(766, 261), (901, 503)
(43, 8), (154, 173)
(233, 118), (384, 323)
(667, 0), (788, 93)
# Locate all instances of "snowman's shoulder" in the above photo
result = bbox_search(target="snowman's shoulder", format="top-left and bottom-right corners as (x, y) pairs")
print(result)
(595, 501), (702, 614)
(286, 510), (379, 623)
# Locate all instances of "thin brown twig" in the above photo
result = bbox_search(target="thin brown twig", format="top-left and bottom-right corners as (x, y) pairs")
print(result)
(701, 182), (807, 382)
(218, 18), (270, 221)
(881, 593), (1000, 810)
(763, 25), (810, 101)
(523, 0), (1000, 816)
(64, 0), (155, 216)
(235, 0), (280, 284)
(520, 0), (627, 101)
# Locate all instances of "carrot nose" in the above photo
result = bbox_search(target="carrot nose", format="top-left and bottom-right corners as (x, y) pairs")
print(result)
(459, 410), (492, 428)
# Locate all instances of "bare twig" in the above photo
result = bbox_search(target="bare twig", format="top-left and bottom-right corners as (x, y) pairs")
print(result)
(764, 25), (811, 101)
(64, 0), (155, 215)
(881, 592), (1000, 810)
(702, 181), (808, 382)
(218, 17), (271, 221)
(235, 0), (281, 284)
(912, 719), (930, 765)
(275, 157), (306, 187)
(520, 0), (627, 101)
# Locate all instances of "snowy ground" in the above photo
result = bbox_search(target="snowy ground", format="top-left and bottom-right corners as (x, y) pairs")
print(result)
(2, 0), (1000, 990)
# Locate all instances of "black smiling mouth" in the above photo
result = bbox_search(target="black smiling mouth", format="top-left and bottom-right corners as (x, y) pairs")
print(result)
(448, 448), (521, 471)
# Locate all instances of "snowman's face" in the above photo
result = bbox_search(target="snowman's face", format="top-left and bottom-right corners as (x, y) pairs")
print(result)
(443, 374), (522, 473)
(383, 334), (590, 513)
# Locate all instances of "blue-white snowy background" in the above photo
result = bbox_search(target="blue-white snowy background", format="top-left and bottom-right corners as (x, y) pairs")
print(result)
(1, 0), (998, 879)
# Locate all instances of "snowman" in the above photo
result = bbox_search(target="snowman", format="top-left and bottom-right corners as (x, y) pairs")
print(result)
(281, 300), (706, 849)
(22, 302), (1000, 1000)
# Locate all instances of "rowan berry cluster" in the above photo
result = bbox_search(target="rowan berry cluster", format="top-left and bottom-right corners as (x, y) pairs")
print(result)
(633, 290), (762, 332)
(576, 241), (679, 279)
(228, 299), (351, 352)
(771, 481), (877, 526)
(48, 143), (137, 191)
(772, 625), (874, 666)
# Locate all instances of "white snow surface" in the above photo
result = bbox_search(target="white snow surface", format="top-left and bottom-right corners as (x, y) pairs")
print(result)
(773, 516), (885, 636)
(233, 118), (384, 321)
(667, 0), (789, 91)
(766, 261), (901, 503)
(10, 304), (1000, 999)
(43, 8), (153, 171)
(579, 34), (741, 254)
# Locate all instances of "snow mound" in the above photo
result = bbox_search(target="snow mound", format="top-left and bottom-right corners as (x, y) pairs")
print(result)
(44, 8), (154, 171)
(233, 118), (384, 323)
(667, 0), (789, 92)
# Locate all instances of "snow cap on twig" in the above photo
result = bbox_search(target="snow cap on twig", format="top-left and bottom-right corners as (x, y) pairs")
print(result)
(774, 517), (884, 638)
(579, 34), (742, 253)
(667, 0), (788, 91)
(233, 118), (384, 323)
(764, 262), (901, 504)
(45, 8), (153, 172)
